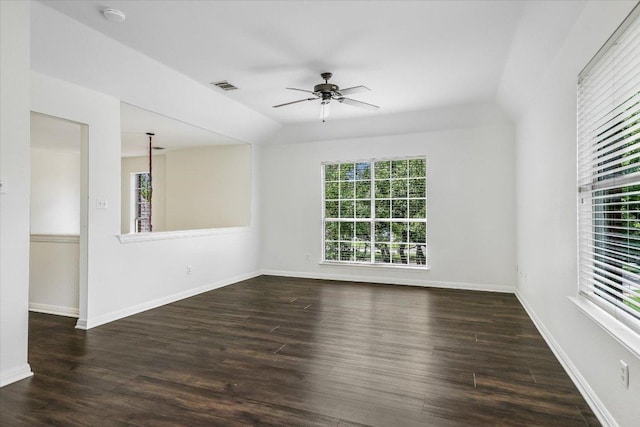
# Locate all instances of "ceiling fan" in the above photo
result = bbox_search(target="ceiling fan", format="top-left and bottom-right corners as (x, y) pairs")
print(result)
(273, 72), (379, 122)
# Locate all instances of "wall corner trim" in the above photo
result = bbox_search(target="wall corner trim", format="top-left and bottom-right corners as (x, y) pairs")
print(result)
(515, 291), (617, 427)
(0, 364), (33, 388)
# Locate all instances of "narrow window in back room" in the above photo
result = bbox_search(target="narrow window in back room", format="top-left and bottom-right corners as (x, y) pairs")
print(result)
(133, 172), (151, 233)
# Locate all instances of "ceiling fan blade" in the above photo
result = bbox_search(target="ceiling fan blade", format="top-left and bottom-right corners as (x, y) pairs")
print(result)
(273, 98), (317, 108)
(337, 97), (380, 111)
(286, 87), (316, 95)
(338, 85), (371, 96)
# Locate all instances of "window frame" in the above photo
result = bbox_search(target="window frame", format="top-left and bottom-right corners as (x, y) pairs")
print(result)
(130, 172), (151, 234)
(321, 156), (428, 268)
(576, 4), (640, 337)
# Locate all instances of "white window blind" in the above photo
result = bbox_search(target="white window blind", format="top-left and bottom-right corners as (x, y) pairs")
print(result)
(578, 5), (640, 332)
(322, 157), (427, 267)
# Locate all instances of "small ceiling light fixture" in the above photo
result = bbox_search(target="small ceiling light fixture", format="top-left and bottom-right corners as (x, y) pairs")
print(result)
(102, 8), (126, 24)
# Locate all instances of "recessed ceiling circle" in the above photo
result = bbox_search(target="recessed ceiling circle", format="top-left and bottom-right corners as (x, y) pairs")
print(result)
(102, 8), (126, 23)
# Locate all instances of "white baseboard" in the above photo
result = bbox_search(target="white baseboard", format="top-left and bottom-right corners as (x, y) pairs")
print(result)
(76, 271), (261, 330)
(29, 302), (79, 318)
(515, 291), (616, 427)
(0, 364), (33, 388)
(260, 269), (515, 294)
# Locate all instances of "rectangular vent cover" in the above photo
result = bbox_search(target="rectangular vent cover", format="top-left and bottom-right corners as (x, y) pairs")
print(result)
(210, 80), (238, 91)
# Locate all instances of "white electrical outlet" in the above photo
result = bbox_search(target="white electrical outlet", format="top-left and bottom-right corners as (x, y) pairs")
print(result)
(96, 198), (108, 209)
(306, 253), (310, 261)
(620, 360), (629, 388)
(0, 178), (7, 194)
(186, 265), (192, 275)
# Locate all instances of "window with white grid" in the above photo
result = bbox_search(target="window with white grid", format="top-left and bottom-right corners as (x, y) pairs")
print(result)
(323, 157), (427, 267)
(577, 5), (640, 332)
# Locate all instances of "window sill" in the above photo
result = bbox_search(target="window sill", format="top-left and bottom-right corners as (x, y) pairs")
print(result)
(569, 295), (640, 359)
(319, 261), (430, 271)
(117, 226), (253, 243)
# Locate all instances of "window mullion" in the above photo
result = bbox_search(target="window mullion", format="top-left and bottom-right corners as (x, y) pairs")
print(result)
(371, 161), (376, 264)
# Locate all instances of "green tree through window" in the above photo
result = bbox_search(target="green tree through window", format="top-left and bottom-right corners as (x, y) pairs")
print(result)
(323, 157), (427, 266)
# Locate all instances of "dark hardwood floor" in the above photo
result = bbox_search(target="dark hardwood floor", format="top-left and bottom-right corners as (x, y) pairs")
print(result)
(0, 276), (598, 426)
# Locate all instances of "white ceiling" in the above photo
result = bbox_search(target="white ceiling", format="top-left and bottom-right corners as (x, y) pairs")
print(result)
(39, 0), (528, 124)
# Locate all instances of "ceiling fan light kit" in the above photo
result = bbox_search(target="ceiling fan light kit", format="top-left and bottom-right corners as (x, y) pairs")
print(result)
(273, 72), (379, 122)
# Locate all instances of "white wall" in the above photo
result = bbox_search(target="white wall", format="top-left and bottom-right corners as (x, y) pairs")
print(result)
(513, 2), (640, 426)
(31, 72), (119, 329)
(0, 0), (32, 387)
(260, 124), (516, 292)
(30, 148), (80, 234)
(121, 155), (166, 234)
(165, 144), (251, 231)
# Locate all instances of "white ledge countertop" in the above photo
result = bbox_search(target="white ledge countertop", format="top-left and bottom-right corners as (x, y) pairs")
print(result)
(117, 226), (253, 243)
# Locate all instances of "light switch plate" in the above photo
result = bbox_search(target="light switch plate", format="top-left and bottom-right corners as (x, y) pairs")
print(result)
(620, 360), (629, 388)
(96, 198), (108, 209)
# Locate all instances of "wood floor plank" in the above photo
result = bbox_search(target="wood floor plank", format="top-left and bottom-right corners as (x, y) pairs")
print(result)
(0, 276), (598, 426)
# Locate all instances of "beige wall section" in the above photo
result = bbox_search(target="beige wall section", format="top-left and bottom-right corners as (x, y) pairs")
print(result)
(121, 145), (250, 233)
(29, 235), (80, 317)
(165, 144), (251, 231)
(30, 147), (81, 317)
(120, 154), (166, 233)
(30, 148), (80, 234)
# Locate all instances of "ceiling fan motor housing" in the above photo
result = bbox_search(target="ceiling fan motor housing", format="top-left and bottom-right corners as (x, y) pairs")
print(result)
(314, 83), (339, 99)
(316, 72), (338, 98)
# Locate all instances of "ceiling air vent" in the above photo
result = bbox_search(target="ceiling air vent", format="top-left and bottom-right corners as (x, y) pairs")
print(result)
(210, 80), (238, 91)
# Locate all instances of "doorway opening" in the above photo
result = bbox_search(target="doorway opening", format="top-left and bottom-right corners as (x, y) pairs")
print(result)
(29, 112), (88, 322)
